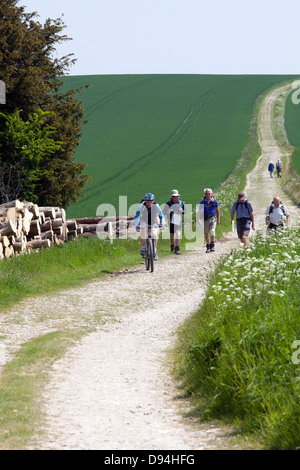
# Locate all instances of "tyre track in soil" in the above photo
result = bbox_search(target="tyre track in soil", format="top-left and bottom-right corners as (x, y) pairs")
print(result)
(7, 82), (300, 450)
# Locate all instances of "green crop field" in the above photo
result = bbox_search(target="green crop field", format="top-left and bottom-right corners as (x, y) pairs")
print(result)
(64, 75), (297, 219)
(284, 88), (300, 175)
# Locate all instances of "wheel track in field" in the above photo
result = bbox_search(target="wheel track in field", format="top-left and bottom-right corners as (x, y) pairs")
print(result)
(81, 89), (217, 206)
(81, 76), (246, 204)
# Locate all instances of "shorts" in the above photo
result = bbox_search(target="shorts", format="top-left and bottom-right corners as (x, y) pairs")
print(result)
(204, 215), (217, 235)
(237, 217), (251, 238)
(268, 222), (283, 232)
(169, 222), (182, 234)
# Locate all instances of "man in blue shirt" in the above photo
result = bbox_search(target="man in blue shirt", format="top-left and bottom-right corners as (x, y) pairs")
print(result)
(268, 161), (275, 178)
(231, 192), (255, 246)
(198, 188), (220, 253)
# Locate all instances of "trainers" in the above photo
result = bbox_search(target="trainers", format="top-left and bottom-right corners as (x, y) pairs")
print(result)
(170, 245), (175, 252)
(175, 246), (180, 255)
(140, 247), (145, 257)
(206, 244), (210, 253)
(209, 241), (215, 252)
(154, 250), (158, 260)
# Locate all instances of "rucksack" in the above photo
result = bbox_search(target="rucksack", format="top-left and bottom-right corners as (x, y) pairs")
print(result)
(201, 195), (217, 207)
(201, 196), (217, 220)
(268, 202), (286, 216)
(236, 199), (250, 214)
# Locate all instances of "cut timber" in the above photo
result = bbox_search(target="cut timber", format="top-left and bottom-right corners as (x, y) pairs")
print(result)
(0, 199), (90, 261)
(0, 200), (24, 211)
(53, 226), (63, 236)
(28, 219), (40, 237)
(27, 239), (51, 249)
(62, 223), (69, 241)
(4, 245), (14, 258)
(75, 216), (134, 225)
(66, 220), (77, 231)
(0, 220), (18, 237)
(39, 212), (46, 224)
(22, 209), (33, 234)
(13, 241), (26, 253)
(23, 202), (39, 219)
(52, 218), (63, 229)
(38, 207), (56, 219)
(40, 220), (52, 232)
(1, 235), (10, 248)
(81, 223), (106, 233)
(56, 208), (66, 222)
(75, 217), (104, 225)
(41, 230), (54, 242)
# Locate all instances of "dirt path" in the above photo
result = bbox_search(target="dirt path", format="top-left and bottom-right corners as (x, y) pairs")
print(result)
(5, 82), (300, 450)
(245, 84), (299, 226)
(36, 236), (240, 450)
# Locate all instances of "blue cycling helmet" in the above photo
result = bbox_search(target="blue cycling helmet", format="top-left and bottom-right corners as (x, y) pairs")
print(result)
(144, 192), (155, 201)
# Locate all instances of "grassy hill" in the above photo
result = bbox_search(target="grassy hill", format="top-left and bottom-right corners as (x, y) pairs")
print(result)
(64, 75), (297, 218)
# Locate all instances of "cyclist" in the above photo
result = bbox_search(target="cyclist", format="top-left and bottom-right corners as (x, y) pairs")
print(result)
(134, 193), (165, 260)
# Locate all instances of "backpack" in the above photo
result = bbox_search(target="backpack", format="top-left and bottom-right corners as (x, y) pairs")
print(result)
(236, 199), (250, 215)
(201, 196), (217, 220)
(200, 195), (217, 207)
(268, 201), (286, 216)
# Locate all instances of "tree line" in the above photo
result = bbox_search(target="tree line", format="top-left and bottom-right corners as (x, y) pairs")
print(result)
(0, 0), (90, 206)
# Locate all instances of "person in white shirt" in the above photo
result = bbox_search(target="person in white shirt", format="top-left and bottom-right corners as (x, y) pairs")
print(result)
(265, 196), (289, 231)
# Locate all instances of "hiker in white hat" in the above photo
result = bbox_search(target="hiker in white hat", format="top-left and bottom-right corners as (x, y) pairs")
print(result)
(163, 189), (185, 254)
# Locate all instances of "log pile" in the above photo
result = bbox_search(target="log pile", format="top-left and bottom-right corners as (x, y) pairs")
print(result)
(0, 199), (135, 260)
(75, 216), (134, 239)
(0, 200), (81, 259)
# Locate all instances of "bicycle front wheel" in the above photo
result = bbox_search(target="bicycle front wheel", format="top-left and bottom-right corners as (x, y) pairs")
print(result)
(145, 239), (150, 270)
(149, 238), (154, 272)
(145, 238), (154, 272)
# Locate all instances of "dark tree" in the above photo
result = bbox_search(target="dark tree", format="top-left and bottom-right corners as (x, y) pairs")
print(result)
(0, 0), (90, 206)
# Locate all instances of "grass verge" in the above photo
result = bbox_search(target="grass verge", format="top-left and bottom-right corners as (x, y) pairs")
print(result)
(173, 225), (300, 449)
(0, 234), (175, 311)
(0, 329), (85, 449)
(272, 84), (300, 206)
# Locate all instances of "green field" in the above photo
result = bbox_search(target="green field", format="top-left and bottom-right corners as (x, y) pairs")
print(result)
(284, 88), (300, 175)
(64, 75), (297, 218)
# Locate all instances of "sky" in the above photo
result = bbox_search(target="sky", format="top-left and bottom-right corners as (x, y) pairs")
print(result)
(20, 0), (300, 76)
